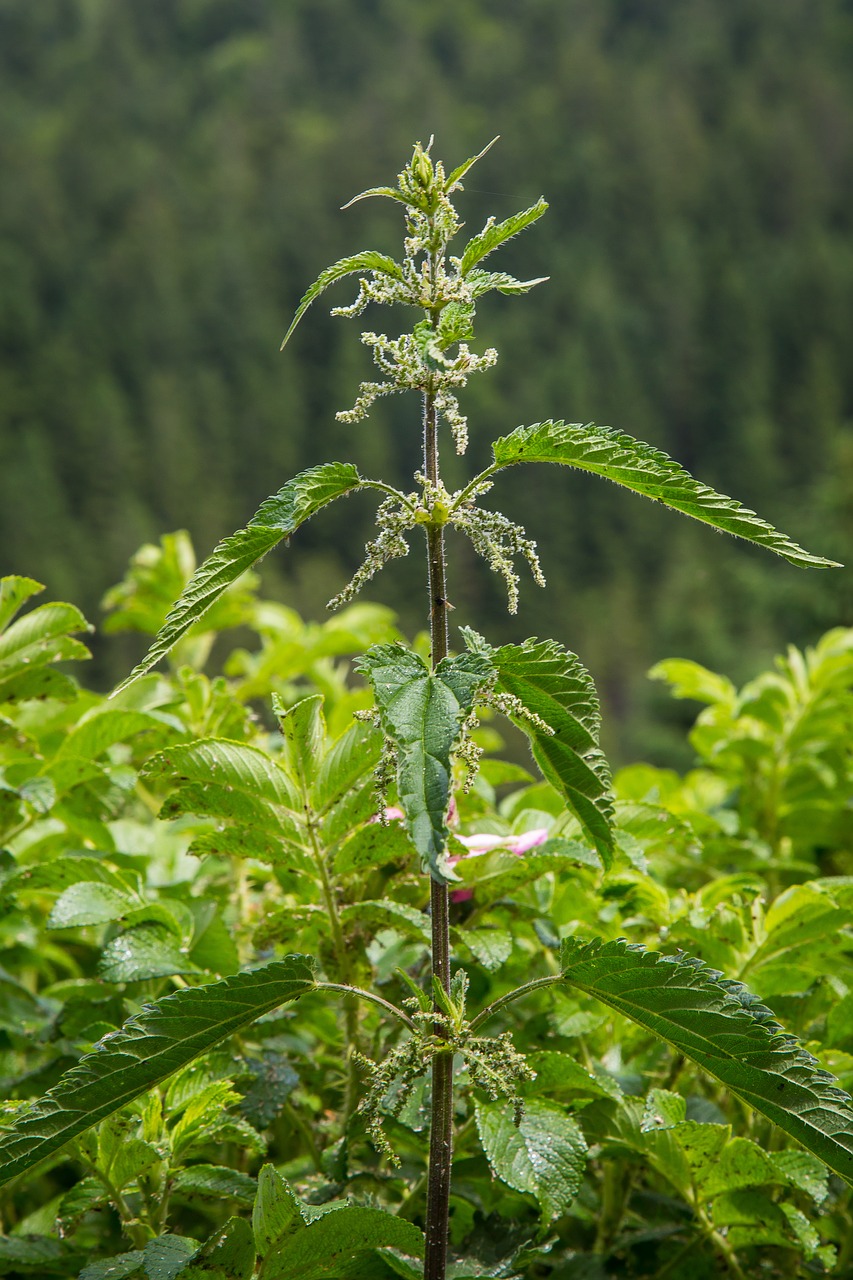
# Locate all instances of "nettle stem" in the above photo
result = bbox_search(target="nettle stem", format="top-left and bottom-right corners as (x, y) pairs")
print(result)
(423, 378), (454, 1280)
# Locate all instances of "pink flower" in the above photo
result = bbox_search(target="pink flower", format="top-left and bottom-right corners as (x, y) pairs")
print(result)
(450, 827), (549, 902)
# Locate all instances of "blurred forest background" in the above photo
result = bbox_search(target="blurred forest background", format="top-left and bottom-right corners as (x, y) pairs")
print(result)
(0, 0), (851, 764)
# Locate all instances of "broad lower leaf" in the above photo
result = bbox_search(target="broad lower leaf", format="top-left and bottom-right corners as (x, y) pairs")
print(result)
(280, 252), (404, 349)
(253, 1164), (424, 1280)
(560, 937), (853, 1183)
(474, 1098), (587, 1222)
(463, 631), (613, 866)
(114, 464), (364, 692)
(0, 955), (317, 1189)
(491, 422), (840, 568)
(460, 199), (548, 275)
(262, 1206), (424, 1280)
(357, 644), (493, 881)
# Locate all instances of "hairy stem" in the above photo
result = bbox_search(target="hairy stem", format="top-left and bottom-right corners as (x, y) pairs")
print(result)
(316, 982), (416, 1030)
(423, 373), (454, 1280)
(469, 974), (560, 1031)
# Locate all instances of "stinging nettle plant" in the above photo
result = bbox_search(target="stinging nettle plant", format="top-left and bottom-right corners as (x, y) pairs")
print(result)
(0, 138), (849, 1280)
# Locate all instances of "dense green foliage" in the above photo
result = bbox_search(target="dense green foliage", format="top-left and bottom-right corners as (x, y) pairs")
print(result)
(0, 0), (851, 756)
(0, 557), (852, 1277)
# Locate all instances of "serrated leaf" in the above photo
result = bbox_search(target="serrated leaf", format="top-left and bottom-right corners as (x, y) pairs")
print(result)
(143, 1234), (200, 1280)
(474, 1098), (587, 1222)
(79, 1253), (146, 1280)
(175, 1217), (254, 1280)
(340, 899), (431, 942)
(444, 137), (499, 190)
(114, 465), (364, 692)
(492, 421), (840, 568)
(0, 599), (92, 673)
(462, 633), (613, 866)
(171, 1165), (256, 1208)
(0, 855), (135, 902)
(56, 1175), (108, 1235)
(560, 937), (853, 1183)
(0, 954), (316, 1188)
(280, 252), (404, 348)
(253, 1164), (303, 1256)
(357, 644), (493, 881)
(262, 1205), (424, 1280)
(333, 820), (416, 875)
(466, 269), (550, 298)
(144, 739), (299, 810)
(460, 199), (548, 275)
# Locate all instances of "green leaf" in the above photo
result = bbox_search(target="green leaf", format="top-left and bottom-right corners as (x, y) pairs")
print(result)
(144, 739), (299, 811)
(55, 708), (171, 763)
(0, 600), (92, 672)
(0, 1235), (81, 1275)
(647, 658), (737, 706)
(357, 644), (493, 881)
(333, 820), (416, 875)
(453, 838), (600, 904)
(0, 855), (135, 901)
(0, 955), (316, 1188)
(463, 632), (613, 866)
(474, 1098), (587, 1222)
(280, 252), (404, 349)
(560, 937), (853, 1183)
(340, 899), (431, 943)
(143, 1235), (201, 1280)
(46, 881), (137, 929)
(460, 199), (548, 275)
(175, 1218), (255, 1280)
(0, 575), (44, 632)
(341, 185), (412, 210)
(492, 422), (841, 568)
(114, 464), (364, 692)
(79, 1253), (146, 1280)
(455, 926), (512, 971)
(98, 924), (201, 983)
(253, 1164), (303, 1256)
(444, 137), (499, 190)
(466, 269), (550, 298)
(263, 1206), (424, 1280)
(172, 1165), (256, 1209)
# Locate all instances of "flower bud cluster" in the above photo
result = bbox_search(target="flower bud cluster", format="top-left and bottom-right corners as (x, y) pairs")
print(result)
(333, 142), (504, 449)
(355, 999), (534, 1164)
